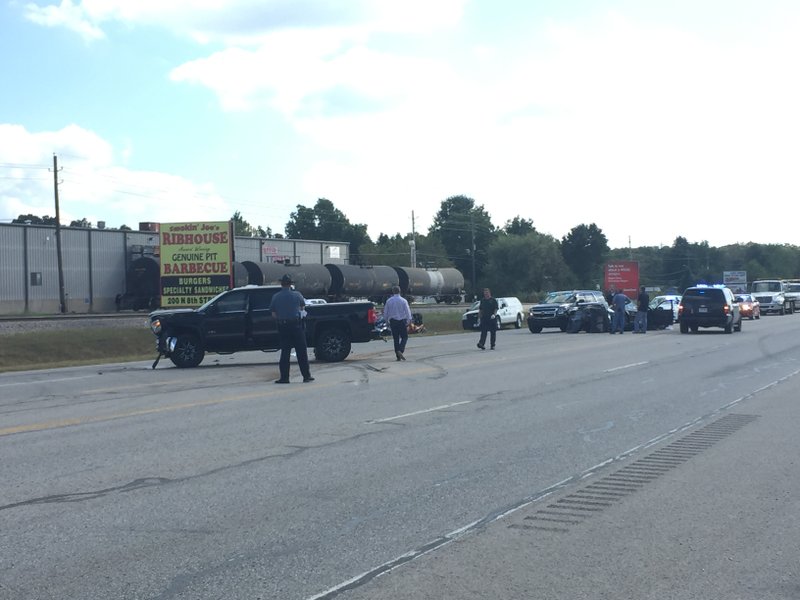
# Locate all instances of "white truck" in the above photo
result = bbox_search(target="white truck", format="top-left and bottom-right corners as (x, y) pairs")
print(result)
(751, 279), (794, 315)
(783, 280), (800, 313)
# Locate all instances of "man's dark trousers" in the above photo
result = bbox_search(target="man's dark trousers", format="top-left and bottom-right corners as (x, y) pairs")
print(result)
(277, 320), (311, 380)
(478, 318), (496, 348)
(389, 318), (408, 354)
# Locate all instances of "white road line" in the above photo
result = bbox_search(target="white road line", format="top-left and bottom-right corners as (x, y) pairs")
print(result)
(367, 400), (473, 424)
(604, 361), (649, 373)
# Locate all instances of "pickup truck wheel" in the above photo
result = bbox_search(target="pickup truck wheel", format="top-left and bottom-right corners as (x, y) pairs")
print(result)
(515, 314), (522, 329)
(680, 321), (688, 333)
(528, 322), (542, 333)
(169, 334), (204, 368)
(314, 328), (352, 362)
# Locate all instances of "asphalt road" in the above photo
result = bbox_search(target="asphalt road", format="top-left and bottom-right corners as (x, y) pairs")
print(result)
(1, 315), (798, 599)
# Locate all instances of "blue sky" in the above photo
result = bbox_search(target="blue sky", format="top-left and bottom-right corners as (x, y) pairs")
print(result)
(1, 0), (799, 249)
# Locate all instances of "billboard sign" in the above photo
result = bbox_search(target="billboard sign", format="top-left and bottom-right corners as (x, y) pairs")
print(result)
(604, 261), (640, 299)
(159, 221), (234, 307)
(723, 270), (747, 293)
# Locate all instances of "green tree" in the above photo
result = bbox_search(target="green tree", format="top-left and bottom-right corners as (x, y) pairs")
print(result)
(429, 195), (496, 291)
(481, 232), (574, 300)
(285, 198), (371, 261)
(560, 223), (609, 287)
(503, 216), (535, 236)
(232, 211), (273, 238)
(13, 214), (56, 225)
(232, 211), (255, 236)
(69, 218), (91, 228)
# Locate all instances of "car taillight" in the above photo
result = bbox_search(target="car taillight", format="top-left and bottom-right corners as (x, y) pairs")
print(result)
(723, 304), (730, 315)
(367, 307), (377, 324)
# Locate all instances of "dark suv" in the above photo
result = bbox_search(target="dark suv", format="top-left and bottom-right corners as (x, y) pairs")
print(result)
(528, 290), (610, 333)
(678, 286), (742, 334)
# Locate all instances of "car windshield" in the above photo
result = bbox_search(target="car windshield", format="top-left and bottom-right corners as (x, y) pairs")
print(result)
(787, 284), (800, 292)
(752, 282), (781, 292)
(544, 292), (576, 304)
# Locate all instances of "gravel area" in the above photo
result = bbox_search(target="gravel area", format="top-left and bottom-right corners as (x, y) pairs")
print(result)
(0, 315), (149, 335)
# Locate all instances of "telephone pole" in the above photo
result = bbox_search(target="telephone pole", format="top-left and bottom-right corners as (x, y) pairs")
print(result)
(410, 211), (417, 268)
(53, 154), (67, 313)
(470, 213), (476, 296)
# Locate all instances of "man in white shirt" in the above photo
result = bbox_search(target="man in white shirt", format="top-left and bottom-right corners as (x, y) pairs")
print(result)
(382, 286), (413, 361)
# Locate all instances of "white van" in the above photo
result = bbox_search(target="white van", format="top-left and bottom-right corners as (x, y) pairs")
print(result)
(462, 296), (525, 330)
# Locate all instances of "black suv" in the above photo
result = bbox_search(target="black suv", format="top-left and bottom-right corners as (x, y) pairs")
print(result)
(528, 290), (610, 333)
(678, 286), (742, 334)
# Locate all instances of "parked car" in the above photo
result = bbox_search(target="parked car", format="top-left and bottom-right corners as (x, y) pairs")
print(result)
(528, 290), (610, 333)
(462, 296), (525, 330)
(735, 294), (760, 320)
(678, 285), (742, 333)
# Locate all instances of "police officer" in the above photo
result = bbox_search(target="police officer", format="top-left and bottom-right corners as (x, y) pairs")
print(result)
(269, 274), (314, 383)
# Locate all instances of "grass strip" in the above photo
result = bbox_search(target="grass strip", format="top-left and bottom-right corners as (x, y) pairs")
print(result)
(0, 310), (467, 372)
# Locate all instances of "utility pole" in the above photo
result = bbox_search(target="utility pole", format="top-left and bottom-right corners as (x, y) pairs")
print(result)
(470, 212), (476, 297)
(410, 211), (417, 268)
(53, 154), (67, 314)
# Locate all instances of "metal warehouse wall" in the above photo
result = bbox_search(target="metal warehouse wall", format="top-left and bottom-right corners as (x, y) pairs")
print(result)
(0, 223), (349, 315)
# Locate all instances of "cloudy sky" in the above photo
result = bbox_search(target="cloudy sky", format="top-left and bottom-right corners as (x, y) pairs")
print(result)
(1, 0), (799, 250)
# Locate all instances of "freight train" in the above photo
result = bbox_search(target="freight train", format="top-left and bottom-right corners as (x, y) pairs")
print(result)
(121, 258), (464, 310)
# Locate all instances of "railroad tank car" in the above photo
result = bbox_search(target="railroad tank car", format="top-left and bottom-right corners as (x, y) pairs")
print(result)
(368, 265), (400, 303)
(435, 267), (465, 303)
(287, 264), (332, 298)
(124, 256), (160, 310)
(242, 261), (332, 298)
(324, 264), (385, 300)
(232, 261), (249, 288)
(393, 267), (431, 299)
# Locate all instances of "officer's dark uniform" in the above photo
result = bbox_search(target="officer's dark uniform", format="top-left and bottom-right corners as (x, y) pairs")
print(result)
(269, 274), (314, 383)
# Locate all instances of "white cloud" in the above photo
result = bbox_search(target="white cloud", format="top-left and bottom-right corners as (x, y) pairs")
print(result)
(0, 125), (232, 228)
(23, 0), (105, 41)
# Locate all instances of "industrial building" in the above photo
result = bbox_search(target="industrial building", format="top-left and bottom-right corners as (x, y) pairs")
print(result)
(0, 222), (349, 315)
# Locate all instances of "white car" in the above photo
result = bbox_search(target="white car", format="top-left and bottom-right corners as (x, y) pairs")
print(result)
(462, 296), (525, 330)
(306, 298), (328, 305)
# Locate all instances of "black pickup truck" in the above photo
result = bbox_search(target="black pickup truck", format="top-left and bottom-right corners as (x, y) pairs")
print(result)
(148, 285), (378, 368)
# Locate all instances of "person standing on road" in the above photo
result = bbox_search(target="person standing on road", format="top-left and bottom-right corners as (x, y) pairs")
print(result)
(383, 286), (413, 361)
(611, 289), (628, 334)
(477, 287), (499, 350)
(633, 285), (650, 333)
(269, 274), (314, 383)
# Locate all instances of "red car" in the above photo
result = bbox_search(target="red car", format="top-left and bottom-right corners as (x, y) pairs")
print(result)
(735, 294), (761, 320)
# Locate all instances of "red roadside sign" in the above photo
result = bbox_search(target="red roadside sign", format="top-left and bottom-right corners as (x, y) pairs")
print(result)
(604, 261), (640, 299)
